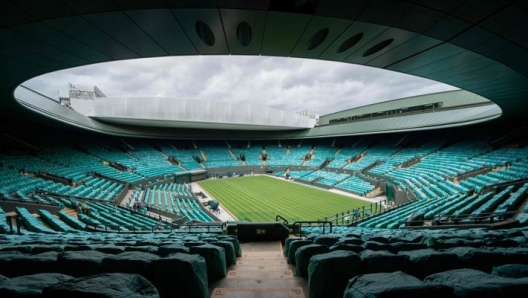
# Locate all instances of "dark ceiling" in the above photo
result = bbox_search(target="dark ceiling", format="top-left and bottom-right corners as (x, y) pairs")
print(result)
(1, 0), (528, 132)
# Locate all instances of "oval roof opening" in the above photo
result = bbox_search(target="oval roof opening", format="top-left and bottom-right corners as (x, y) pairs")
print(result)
(237, 22), (252, 47)
(195, 21), (215, 47)
(363, 39), (394, 57)
(337, 33), (364, 54)
(307, 28), (329, 51)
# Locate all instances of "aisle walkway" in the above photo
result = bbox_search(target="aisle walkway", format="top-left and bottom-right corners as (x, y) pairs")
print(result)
(190, 182), (236, 221)
(210, 241), (307, 298)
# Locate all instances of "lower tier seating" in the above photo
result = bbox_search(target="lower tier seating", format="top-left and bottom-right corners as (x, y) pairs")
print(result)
(0, 232), (241, 298)
(142, 187), (214, 222)
(287, 225), (528, 298)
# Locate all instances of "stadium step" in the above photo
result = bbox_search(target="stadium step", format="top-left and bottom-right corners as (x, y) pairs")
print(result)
(166, 195), (174, 209)
(201, 150), (208, 162)
(345, 152), (366, 168)
(227, 269), (293, 279)
(210, 241), (307, 298)
(63, 207), (78, 217)
(366, 187), (382, 198)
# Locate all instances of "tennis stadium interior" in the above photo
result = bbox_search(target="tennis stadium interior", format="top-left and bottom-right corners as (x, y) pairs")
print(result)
(2, 1), (528, 297)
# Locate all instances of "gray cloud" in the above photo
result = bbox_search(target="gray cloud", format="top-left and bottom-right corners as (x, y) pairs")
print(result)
(22, 56), (457, 115)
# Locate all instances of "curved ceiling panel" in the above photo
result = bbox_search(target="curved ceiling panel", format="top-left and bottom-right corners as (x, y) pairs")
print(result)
(0, 0), (526, 139)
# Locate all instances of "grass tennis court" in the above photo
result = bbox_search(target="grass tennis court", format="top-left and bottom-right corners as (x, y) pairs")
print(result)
(198, 175), (370, 222)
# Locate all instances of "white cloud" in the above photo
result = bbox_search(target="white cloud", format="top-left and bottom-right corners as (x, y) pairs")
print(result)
(22, 56), (457, 115)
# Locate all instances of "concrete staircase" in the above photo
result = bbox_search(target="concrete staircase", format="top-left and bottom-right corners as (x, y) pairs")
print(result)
(366, 187), (383, 198)
(210, 241), (307, 298)
(201, 150), (209, 162)
(62, 207), (78, 217)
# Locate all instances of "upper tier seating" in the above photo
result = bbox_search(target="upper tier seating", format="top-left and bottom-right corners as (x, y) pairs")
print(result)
(199, 142), (241, 168)
(346, 145), (399, 171)
(92, 139), (184, 178)
(155, 140), (203, 170)
(326, 144), (367, 169)
(230, 141), (265, 166)
(265, 143), (311, 166)
(304, 142), (337, 166)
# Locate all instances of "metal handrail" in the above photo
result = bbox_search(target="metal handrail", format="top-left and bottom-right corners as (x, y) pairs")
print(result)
(429, 210), (519, 225)
(275, 215), (289, 226)
(88, 221), (218, 234)
(319, 200), (388, 225)
(84, 223), (173, 233)
(292, 220), (332, 237)
(179, 221), (224, 233)
(1, 196), (62, 208)
(6, 215), (22, 235)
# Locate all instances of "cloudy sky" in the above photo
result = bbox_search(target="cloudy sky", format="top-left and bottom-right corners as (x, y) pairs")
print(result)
(23, 55), (457, 116)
